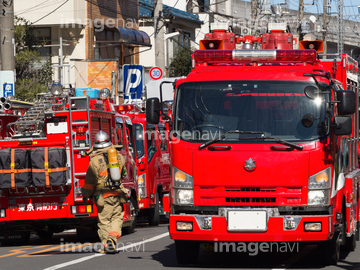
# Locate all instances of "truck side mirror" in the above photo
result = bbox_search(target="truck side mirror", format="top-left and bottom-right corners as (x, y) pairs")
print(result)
(304, 85), (318, 99)
(146, 98), (161, 124)
(333, 116), (352, 135)
(337, 90), (356, 115)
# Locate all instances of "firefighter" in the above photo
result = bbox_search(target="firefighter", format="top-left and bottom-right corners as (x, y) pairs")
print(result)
(82, 130), (128, 254)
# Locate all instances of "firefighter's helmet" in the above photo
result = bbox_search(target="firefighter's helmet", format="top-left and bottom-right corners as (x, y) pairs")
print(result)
(93, 131), (112, 149)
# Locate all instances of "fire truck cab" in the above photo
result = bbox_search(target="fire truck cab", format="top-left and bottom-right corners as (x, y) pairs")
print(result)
(146, 23), (360, 265)
(0, 85), (138, 244)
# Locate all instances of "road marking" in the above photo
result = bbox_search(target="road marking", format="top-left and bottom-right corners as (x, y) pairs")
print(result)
(0, 245), (51, 258)
(271, 245), (316, 270)
(19, 245), (67, 257)
(43, 232), (169, 270)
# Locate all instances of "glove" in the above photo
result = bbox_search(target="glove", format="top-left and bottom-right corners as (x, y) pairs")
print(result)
(83, 197), (88, 205)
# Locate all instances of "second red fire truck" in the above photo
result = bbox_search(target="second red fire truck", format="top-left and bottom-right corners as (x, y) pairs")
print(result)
(118, 104), (171, 226)
(0, 85), (139, 244)
(146, 23), (360, 265)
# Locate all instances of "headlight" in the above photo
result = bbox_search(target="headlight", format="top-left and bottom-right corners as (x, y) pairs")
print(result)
(173, 167), (193, 205)
(173, 168), (193, 189)
(308, 167), (331, 206)
(308, 190), (330, 206)
(308, 167), (331, 189)
(138, 174), (146, 187)
(138, 173), (146, 199)
(177, 190), (194, 205)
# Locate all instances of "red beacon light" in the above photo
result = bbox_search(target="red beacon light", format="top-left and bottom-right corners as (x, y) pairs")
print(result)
(117, 104), (135, 113)
(194, 49), (317, 65)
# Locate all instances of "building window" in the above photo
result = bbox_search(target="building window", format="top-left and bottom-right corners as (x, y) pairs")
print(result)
(124, 46), (134, 64)
(173, 32), (191, 53)
(94, 29), (120, 59)
(198, 0), (209, 13)
(34, 27), (51, 63)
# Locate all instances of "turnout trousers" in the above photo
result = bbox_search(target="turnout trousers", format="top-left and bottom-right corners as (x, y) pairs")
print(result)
(96, 195), (124, 245)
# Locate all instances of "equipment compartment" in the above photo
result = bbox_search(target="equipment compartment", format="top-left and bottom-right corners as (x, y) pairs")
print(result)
(0, 148), (32, 189)
(31, 147), (67, 187)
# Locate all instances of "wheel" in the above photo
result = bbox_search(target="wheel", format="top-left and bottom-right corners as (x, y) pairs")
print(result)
(149, 192), (160, 226)
(341, 204), (357, 251)
(76, 225), (99, 242)
(123, 197), (137, 234)
(344, 233), (356, 251)
(319, 232), (340, 265)
(37, 230), (54, 240)
(175, 240), (200, 265)
(0, 231), (30, 246)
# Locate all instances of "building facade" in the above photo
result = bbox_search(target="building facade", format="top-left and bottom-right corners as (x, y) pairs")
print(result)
(14, 0), (150, 101)
(138, 0), (203, 73)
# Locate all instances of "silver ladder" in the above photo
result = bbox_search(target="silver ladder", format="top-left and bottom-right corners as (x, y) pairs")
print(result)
(11, 93), (56, 138)
(68, 96), (92, 202)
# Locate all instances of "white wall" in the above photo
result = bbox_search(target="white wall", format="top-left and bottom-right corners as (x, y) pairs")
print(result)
(139, 26), (156, 68)
(15, 1), (87, 86)
(163, 0), (187, 11)
(14, 0), (86, 26)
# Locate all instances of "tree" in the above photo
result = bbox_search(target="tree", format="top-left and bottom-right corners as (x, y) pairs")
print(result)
(168, 47), (194, 77)
(14, 17), (53, 101)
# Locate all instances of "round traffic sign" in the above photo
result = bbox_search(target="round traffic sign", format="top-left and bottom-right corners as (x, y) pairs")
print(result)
(150, 67), (163, 80)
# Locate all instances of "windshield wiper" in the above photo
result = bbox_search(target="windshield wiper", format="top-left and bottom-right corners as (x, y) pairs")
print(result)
(199, 131), (303, 151)
(198, 130), (266, 150)
(239, 136), (303, 150)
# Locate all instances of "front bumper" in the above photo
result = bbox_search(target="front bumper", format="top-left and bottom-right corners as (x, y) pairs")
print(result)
(170, 208), (333, 242)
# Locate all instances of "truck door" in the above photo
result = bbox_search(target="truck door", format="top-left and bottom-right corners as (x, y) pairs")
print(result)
(115, 118), (129, 183)
(125, 119), (137, 183)
(146, 124), (160, 196)
(158, 123), (170, 181)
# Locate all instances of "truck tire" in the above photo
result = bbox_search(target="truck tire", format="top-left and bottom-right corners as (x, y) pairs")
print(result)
(149, 192), (160, 226)
(319, 232), (340, 265)
(175, 240), (200, 265)
(37, 230), (54, 240)
(123, 197), (137, 234)
(0, 231), (30, 246)
(344, 233), (356, 251)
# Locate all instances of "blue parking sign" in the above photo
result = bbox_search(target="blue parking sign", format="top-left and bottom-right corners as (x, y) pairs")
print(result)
(123, 65), (143, 100)
(3, 83), (14, 97)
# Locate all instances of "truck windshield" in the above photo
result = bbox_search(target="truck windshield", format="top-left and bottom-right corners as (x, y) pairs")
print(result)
(134, 123), (145, 159)
(174, 81), (325, 142)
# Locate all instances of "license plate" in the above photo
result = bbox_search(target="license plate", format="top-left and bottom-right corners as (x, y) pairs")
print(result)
(227, 210), (267, 231)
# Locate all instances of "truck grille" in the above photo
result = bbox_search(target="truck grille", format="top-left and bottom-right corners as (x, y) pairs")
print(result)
(225, 197), (276, 203)
(197, 186), (304, 206)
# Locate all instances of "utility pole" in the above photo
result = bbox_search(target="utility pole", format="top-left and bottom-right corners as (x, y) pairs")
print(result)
(337, 0), (344, 56)
(154, 0), (165, 74)
(0, 0), (16, 97)
(322, 0), (328, 58)
(0, 0), (15, 71)
(298, 0), (304, 41)
(251, 0), (257, 36)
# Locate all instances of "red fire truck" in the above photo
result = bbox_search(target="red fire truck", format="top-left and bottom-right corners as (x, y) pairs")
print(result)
(0, 85), (138, 245)
(118, 104), (171, 226)
(146, 23), (360, 265)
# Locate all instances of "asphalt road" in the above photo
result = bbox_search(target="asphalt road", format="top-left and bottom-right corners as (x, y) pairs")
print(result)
(0, 222), (359, 270)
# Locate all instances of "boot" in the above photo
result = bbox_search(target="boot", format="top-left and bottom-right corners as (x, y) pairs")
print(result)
(106, 238), (116, 254)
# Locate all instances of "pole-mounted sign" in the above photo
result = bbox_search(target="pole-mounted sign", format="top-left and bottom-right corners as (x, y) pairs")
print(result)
(150, 67), (163, 80)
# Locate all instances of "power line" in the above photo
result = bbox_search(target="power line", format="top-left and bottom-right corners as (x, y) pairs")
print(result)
(32, 0), (70, 24)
